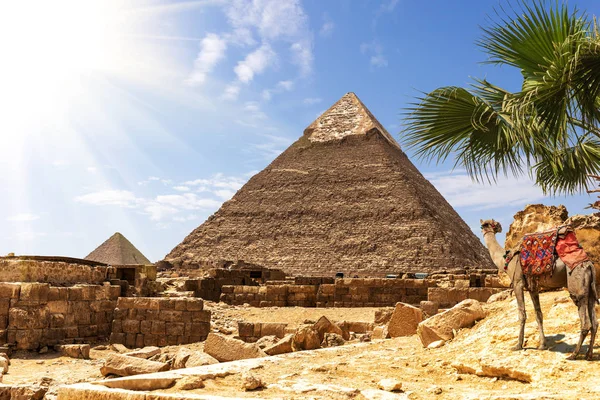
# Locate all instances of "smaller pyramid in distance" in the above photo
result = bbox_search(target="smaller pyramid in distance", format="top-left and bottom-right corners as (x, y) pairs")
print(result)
(85, 232), (151, 265)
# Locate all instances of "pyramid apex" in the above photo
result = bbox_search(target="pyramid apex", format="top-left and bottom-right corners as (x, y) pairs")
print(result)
(303, 92), (399, 148)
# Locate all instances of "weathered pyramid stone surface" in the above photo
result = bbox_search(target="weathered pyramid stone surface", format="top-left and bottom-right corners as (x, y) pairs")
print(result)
(85, 232), (151, 265)
(165, 93), (494, 276)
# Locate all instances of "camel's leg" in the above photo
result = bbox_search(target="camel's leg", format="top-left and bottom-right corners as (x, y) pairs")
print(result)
(586, 265), (598, 360)
(567, 266), (592, 360)
(512, 279), (526, 351)
(529, 290), (546, 350)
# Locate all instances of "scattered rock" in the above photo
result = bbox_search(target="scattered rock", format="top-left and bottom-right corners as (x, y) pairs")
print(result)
(372, 325), (390, 339)
(123, 346), (161, 360)
(292, 326), (321, 351)
(59, 344), (90, 359)
(92, 345), (108, 351)
(109, 344), (129, 353)
(38, 346), (48, 354)
(242, 373), (264, 391)
(427, 340), (445, 349)
(377, 378), (403, 392)
(100, 376), (176, 391)
(185, 352), (219, 368)
(313, 316), (345, 342)
(388, 303), (423, 338)
(417, 299), (486, 347)
(360, 333), (371, 342)
(256, 335), (279, 349)
(100, 354), (170, 377)
(420, 301), (439, 317)
(374, 308), (394, 325)
(322, 332), (345, 347)
(177, 376), (205, 390)
(264, 334), (294, 356)
(487, 290), (511, 303)
(204, 333), (267, 362)
(0, 356), (8, 374)
(172, 348), (191, 369)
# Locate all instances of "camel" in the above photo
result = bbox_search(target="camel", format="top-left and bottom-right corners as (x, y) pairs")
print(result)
(480, 219), (598, 360)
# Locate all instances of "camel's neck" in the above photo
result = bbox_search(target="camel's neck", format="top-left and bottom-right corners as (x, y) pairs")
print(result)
(483, 230), (506, 271)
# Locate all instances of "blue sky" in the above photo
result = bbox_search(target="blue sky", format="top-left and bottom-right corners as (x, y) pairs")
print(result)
(2, 0), (599, 261)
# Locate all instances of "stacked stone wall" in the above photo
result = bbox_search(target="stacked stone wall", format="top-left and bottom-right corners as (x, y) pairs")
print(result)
(220, 278), (439, 307)
(110, 297), (210, 348)
(220, 276), (503, 308)
(0, 283), (120, 350)
(237, 322), (290, 342)
(0, 259), (110, 285)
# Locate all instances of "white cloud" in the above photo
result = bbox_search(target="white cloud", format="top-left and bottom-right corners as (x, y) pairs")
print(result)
(378, 0), (400, 14)
(277, 80), (294, 91)
(221, 84), (240, 101)
(74, 190), (138, 207)
(173, 186), (190, 192)
(262, 80), (294, 101)
(7, 213), (40, 222)
(214, 189), (236, 200)
(234, 44), (276, 83)
(360, 41), (388, 68)
(303, 97), (322, 105)
(319, 14), (334, 38)
(226, 0), (309, 41)
(87, 167), (98, 174)
(173, 214), (199, 222)
(425, 171), (547, 210)
(290, 41), (313, 76)
(186, 33), (228, 86)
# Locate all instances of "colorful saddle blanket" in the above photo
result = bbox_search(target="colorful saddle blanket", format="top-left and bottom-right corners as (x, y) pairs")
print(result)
(555, 231), (589, 271)
(519, 229), (559, 276)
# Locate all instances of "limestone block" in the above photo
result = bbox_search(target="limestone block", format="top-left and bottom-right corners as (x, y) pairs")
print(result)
(185, 352), (218, 367)
(100, 354), (170, 377)
(387, 303), (423, 337)
(60, 344), (90, 359)
(204, 332), (267, 362)
(9, 308), (49, 330)
(15, 329), (42, 350)
(292, 326), (321, 351)
(0, 284), (20, 299)
(264, 334), (294, 356)
(417, 299), (487, 347)
(374, 308), (394, 325)
(260, 322), (287, 338)
(420, 301), (439, 318)
(313, 316), (344, 342)
(47, 301), (68, 314)
(372, 325), (389, 339)
(19, 283), (49, 305)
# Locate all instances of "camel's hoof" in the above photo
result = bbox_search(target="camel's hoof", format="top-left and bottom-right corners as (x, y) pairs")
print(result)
(511, 345), (523, 351)
(566, 353), (578, 361)
(585, 352), (594, 361)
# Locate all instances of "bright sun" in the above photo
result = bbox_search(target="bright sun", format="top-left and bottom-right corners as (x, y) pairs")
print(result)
(3, 1), (127, 116)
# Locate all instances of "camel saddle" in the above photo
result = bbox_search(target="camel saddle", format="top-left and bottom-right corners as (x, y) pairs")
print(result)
(516, 225), (589, 276)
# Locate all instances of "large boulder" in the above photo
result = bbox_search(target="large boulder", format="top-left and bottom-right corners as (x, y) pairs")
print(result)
(387, 303), (423, 338)
(123, 346), (160, 360)
(566, 213), (600, 284)
(100, 354), (170, 377)
(59, 344), (90, 360)
(313, 316), (344, 341)
(185, 352), (219, 368)
(204, 333), (267, 362)
(505, 204), (568, 249)
(264, 334), (294, 356)
(417, 299), (486, 347)
(292, 326), (321, 351)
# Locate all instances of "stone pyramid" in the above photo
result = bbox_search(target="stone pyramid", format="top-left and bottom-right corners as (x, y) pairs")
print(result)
(164, 93), (494, 276)
(85, 232), (151, 265)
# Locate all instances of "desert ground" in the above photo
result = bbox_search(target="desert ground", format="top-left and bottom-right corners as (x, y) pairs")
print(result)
(6, 289), (600, 399)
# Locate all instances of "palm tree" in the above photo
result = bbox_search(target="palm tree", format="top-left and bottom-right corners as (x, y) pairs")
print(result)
(403, 1), (600, 195)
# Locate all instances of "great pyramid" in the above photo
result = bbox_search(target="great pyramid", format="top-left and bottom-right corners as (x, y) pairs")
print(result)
(164, 93), (494, 276)
(85, 232), (151, 265)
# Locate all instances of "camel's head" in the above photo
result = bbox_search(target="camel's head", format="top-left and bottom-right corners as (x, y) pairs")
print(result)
(480, 219), (502, 234)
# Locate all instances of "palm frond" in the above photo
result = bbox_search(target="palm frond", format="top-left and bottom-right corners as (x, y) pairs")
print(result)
(403, 86), (523, 182)
(534, 137), (600, 194)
